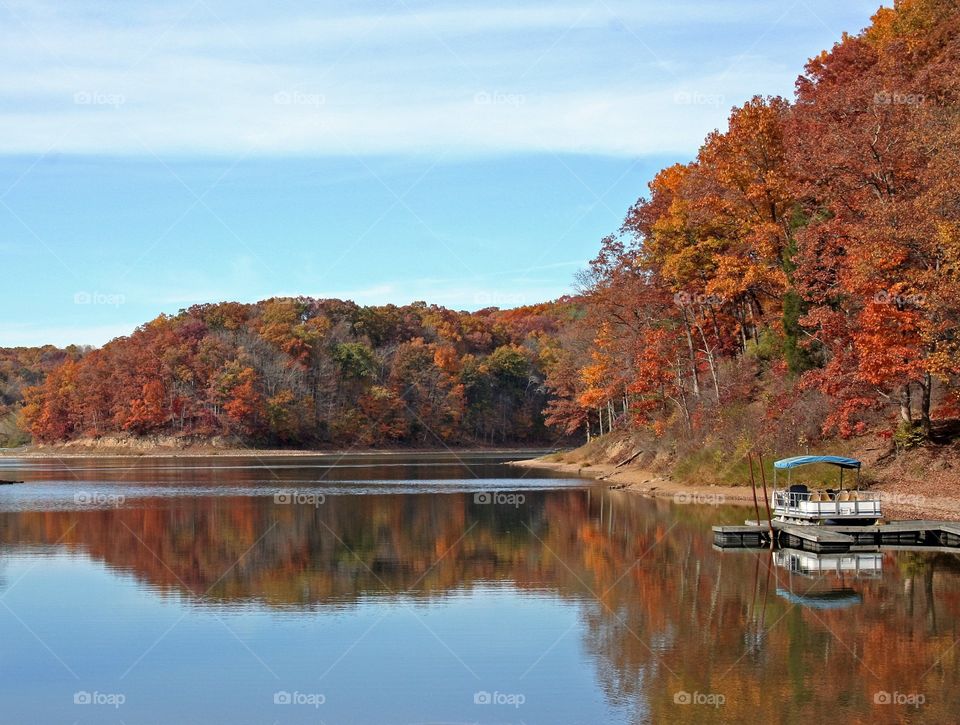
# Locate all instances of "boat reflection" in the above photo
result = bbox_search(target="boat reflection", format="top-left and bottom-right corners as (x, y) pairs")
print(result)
(774, 549), (883, 578)
(770, 549), (881, 611)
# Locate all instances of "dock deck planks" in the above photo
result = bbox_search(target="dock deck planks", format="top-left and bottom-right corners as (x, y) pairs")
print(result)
(713, 519), (960, 552)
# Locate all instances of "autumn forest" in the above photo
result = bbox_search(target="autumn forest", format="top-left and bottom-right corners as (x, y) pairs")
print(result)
(6, 0), (960, 453)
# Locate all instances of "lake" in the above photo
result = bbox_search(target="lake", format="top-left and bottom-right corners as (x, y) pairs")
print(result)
(0, 451), (957, 724)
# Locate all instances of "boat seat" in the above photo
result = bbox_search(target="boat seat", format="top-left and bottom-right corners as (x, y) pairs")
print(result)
(837, 491), (852, 502)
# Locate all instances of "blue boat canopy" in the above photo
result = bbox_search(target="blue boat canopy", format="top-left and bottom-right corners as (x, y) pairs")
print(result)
(773, 455), (862, 470)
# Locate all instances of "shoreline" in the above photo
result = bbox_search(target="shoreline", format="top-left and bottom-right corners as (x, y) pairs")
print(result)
(511, 458), (759, 506)
(0, 446), (555, 459)
(4, 443), (956, 520)
(511, 457), (960, 521)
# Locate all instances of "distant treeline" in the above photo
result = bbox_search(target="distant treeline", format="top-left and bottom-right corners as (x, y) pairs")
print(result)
(0, 345), (83, 446)
(19, 299), (584, 447)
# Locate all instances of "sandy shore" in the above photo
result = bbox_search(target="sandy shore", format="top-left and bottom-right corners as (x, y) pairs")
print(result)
(512, 458), (759, 505)
(511, 457), (960, 521)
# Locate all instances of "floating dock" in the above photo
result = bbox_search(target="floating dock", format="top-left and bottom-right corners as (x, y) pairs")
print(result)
(713, 520), (960, 553)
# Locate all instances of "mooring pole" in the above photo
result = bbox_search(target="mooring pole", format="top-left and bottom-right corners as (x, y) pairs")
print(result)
(758, 453), (775, 549)
(748, 453), (761, 527)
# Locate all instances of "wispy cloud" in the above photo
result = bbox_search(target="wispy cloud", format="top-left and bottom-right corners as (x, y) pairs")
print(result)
(0, 0), (874, 157)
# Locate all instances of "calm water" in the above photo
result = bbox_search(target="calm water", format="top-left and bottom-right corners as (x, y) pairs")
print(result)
(0, 452), (957, 724)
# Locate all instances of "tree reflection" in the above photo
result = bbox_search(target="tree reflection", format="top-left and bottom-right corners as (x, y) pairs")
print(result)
(1, 490), (959, 722)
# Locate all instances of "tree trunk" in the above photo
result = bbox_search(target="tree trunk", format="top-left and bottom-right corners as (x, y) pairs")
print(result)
(680, 309), (701, 399)
(920, 374), (932, 438)
(695, 320), (721, 404)
(672, 359), (692, 433)
(899, 383), (913, 425)
(747, 300), (760, 345)
(738, 301), (749, 353)
(709, 306), (723, 353)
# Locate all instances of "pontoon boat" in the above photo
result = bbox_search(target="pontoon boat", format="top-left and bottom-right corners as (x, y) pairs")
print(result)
(769, 455), (881, 525)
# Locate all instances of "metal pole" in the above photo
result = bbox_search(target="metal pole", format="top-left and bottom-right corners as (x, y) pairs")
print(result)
(748, 453), (761, 526)
(758, 453), (775, 549)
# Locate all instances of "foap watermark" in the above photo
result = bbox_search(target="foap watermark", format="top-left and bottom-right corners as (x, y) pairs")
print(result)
(673, 690), (725, 708)
(674, 90), (726, 107)
(874, 690), (925, 708)
(74, 691), (125, 708)
(273, 690), (325, 708)
(73, 90), (125, 108)
(474, 90), (525, 107)
(673, 492), (726, 507)
(74, 491), (125, 508)
(274, 491), (326, 508)
(874, 290), (925, 308)
(474, 690), (525, 708)
(674, 291), (724, 307)
(474, 491), (525, 508)
(873, 91), (925, 106)
(74, 291), (125, 307)
(273, 90), (325, 108)
(473, 291), (529, 308)
(879, 492), (926, 507)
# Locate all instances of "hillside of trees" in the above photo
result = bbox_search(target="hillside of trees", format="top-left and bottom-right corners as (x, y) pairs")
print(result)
(544, 0), (960, 462)
(0, 345), (82, 446)
(13, 0), (960, 458)
(18, 299), (584, 447)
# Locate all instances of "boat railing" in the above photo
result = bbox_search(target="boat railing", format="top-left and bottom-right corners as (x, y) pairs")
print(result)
(771, 489), (882, 517)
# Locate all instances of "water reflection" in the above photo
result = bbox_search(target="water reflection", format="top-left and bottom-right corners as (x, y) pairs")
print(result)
(774, 549), (884, 578)
(0, 456), (957, 723)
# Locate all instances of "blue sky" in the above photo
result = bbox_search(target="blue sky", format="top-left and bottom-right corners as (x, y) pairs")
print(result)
(1, 0), (885, 346)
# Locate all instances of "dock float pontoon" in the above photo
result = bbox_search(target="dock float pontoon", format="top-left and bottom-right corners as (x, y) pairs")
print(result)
(714, 519), (960, 552)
